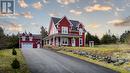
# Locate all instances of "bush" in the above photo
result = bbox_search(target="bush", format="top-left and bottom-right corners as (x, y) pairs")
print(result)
(11, 58), (20, 69)
(12, 48), (17, 55)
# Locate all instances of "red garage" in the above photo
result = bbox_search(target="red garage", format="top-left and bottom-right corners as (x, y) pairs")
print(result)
(19, 32), (42, 48)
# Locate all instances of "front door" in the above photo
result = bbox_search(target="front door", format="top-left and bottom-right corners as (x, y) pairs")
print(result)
(72, 38), (75, 46)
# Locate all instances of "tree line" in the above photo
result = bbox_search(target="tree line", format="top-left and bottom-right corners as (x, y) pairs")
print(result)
(0, 27), (19, 49)
(86, 31), (130, 45)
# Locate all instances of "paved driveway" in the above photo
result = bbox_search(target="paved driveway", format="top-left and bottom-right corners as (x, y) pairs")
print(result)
(21, 48), (118, 73)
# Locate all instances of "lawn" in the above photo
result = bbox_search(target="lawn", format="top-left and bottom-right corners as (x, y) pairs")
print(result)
(0, 49), (30, 73)
(58, 44), (130, 73)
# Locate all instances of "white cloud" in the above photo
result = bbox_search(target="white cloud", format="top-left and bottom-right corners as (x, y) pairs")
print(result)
(57, 0), (79, 5)
(8, 23), (22, 32)
(116, 7), (125, 11)
(22, 12), (33, 19)
(84, 4), (112, 12)
(86, 23), (100, 29)
(43, 0), (49, 3)
(69, 9), (82, 15)
(18, 0), (28, 8)
(32, 2), (43, 10)
(108, 19), (124, 24)
(48, 12), (59, 17)
(0, 21), (22, 32)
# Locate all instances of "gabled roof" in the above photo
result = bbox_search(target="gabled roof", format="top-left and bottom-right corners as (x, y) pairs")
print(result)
(52, 17), (61, 24)
(51, 17), (86, 32)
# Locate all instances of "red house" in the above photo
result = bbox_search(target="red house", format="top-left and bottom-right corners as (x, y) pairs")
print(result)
(19, 32), (42, 48)
(43, 16), (86, 47)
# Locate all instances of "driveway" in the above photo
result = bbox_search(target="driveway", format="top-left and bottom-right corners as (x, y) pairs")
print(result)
(21, 48), (118, 73)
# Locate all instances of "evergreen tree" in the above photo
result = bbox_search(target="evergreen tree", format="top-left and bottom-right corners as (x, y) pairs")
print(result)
(11, 58), (20, 69)
(12, 48), (17, 55)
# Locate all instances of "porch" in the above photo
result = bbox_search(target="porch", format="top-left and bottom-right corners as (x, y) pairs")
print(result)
(43, 34), (83, 47)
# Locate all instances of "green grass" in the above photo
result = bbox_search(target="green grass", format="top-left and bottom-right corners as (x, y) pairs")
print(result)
(57, 44), (130, 73)
(0, 49), (30, 73)
(59, 51), (130, 73)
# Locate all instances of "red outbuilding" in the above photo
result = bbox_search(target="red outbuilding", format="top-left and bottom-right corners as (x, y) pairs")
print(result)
(19, 32), (42, 48)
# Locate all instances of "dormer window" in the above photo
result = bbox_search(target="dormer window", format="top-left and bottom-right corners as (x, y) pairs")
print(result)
(62, 27), (68, 34)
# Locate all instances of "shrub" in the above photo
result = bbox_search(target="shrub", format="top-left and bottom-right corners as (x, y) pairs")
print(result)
(11, 58), (20, 69)
(12, 48), (17, 55)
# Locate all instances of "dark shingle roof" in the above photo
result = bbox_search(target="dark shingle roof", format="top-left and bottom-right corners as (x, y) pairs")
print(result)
(52, 17), (61, 24)
(51, 17), (86, 32)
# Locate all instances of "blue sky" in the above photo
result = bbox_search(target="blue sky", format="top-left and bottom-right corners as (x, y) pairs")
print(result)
(0, 0), (130, 38)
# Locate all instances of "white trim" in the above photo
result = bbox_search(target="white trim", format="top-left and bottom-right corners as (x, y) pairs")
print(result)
(62, 26), (68, 34)
(72, 38), (75, 46)
(56, 16), (73, 26)
(79, 28), (83, 35)
(79, 38), (82, 46)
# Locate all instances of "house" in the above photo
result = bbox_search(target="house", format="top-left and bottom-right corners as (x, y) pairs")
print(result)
(43, 16), (86, 47)
(19, 32), (42, 48)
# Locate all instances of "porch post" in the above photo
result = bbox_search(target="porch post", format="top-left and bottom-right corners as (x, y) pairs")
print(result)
(49, 39), (51, 45)
(53, 36), (55, 46)
(60, 37), (62, 46)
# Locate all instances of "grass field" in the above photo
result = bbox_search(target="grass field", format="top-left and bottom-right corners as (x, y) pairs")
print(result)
(0, 49), (30, 73)
(58, 44), (130, 73)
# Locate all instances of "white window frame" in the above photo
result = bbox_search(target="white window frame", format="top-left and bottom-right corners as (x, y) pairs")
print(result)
(62, 27), (68, 34)
(62, 38), (68, 45)
(79, 38), (82, 45)
(79, 28), (83, 35)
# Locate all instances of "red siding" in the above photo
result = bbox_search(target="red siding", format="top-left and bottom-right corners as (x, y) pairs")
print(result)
(58, 17), (71, 33)
(76, 38), (79, 46)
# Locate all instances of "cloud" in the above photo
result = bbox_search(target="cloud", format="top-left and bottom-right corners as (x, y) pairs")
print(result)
(86, 23), (100, 29)
(32, 2), (43, 10)
(22, 12), (33, 19)
(8, 23), (22, 32)
(108, 17), (130, 26)
(48, 12), (59, 17)
(18, 0), (28, 8)
(43, 0), (49, 3)
(69, 9), (82, 15)
(0, 21), (22, 32)
(116, 7), (125, 12)
(84, 4), (112, 12)
(108, 19), (124, 24)
(57, 0), (79, 5)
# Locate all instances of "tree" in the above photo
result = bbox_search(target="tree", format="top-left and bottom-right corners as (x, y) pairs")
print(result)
(0, 27), (19, 49)
(40, 26), (48, 39)
(101, 34), (118, 44)
(0, 27), (6, 49)
(86, 32), (100, 45)
(101, 34), (111, 44)
(11, 58), (20, 69)
(120, 31), (130, 44)
(12, 48), (17, 55)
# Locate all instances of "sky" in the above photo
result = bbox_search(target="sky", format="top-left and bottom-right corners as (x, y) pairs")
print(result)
(0, 0), (130, 38)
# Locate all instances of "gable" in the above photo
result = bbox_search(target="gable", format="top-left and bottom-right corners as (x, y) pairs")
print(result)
(58, 16), (71, 27)
(48, 19), (58, 35)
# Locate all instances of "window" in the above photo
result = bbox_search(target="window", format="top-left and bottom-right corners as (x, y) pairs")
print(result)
(62, 38), (68, 45)
(79, 38), (82, 45)
(26, 36), (29, 41)
(79, 28), (83, 35)
(62, 27), (68, 34)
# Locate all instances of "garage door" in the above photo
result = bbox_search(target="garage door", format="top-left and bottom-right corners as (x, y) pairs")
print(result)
(21, 43), (33, 49)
